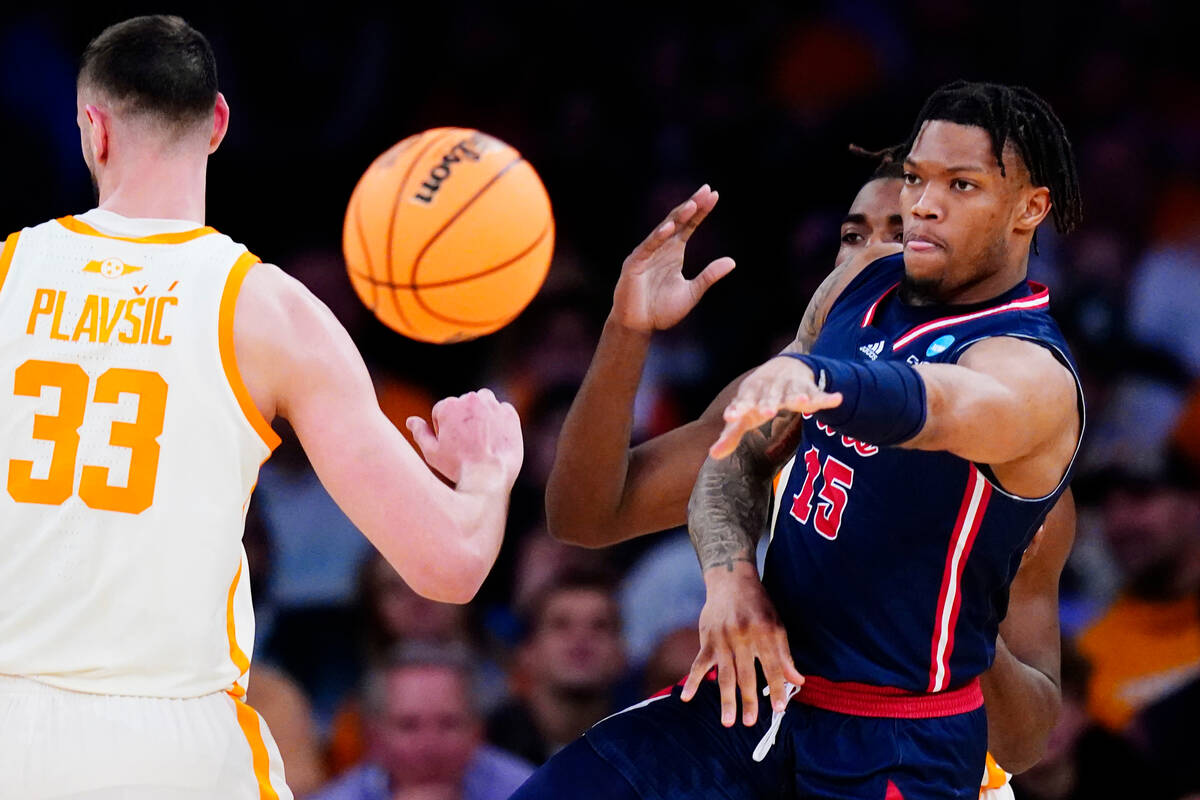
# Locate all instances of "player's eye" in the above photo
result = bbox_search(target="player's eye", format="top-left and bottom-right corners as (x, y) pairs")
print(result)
(841, 231), (864, 245)
(903, 172), (920, 185)
(951, 179), (975, 191)
(889, 229), (904, 243)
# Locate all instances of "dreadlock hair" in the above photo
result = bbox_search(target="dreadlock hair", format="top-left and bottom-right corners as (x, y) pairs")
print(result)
(849, 143), (907, 181)
(902, 81), (1082, 236)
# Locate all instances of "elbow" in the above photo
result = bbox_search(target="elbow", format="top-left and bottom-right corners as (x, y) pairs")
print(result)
(404, 550), (489, 605)
(545, 494), (617, 549)
(993, 697), (1061, 775)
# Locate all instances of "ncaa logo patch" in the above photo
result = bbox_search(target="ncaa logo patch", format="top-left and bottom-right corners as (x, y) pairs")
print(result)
(926, 334), (955, 357)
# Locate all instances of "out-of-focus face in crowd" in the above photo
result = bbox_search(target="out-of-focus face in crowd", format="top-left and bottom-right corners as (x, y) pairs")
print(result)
(523, 586), (626, 694)
(1102, 483), (1200, 596)
(368, 556), (468, 644)
(370, 663), (480, 796)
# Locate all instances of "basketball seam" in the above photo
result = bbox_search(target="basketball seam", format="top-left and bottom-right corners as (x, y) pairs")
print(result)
(409, 156), (537, 327)
(348, 217), (553, 291)
(384, 129), (461, 332)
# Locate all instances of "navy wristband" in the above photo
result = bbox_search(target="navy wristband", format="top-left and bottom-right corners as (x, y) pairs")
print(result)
(779, 353), (927, 446)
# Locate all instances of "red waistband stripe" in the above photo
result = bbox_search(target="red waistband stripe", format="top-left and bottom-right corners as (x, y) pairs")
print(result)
(795, 675), (983, 719)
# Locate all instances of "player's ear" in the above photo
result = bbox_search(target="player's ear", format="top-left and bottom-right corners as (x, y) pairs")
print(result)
(209, 92), (230, 154)
(85, 104), (109, 164)
(1014, 185), (1051, 234)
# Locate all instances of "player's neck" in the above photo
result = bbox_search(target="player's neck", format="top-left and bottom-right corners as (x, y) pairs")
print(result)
(96, 154), (208, 225)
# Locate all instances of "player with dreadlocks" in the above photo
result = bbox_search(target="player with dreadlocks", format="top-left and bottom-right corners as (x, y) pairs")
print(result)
(515, 80), (1084, 800)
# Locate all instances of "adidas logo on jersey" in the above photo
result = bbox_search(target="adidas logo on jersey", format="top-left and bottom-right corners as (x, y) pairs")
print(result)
(859, 340), (885, 360)
(83, 258), (142, 278)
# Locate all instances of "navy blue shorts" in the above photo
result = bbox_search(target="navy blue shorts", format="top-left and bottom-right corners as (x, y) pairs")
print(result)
(516, 678), (987, 800)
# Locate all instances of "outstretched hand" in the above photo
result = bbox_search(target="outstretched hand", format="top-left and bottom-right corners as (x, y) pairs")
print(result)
(709, 357), (843, 459)
(612, 184), (736, 332)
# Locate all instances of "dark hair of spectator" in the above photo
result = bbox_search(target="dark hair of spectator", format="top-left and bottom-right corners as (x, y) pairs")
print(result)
(902, 80), (1082, 236)
(78, 15), (218, 129)
(521, 566), (619, 640)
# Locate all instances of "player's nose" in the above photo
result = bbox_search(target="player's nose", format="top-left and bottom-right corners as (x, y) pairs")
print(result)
(909, 186), (941, 220)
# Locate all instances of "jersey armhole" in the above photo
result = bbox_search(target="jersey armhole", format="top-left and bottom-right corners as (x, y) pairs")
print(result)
(219, 253), (283, 452)
(951, 333), (1086, 502)
(0, 231), (22, 296)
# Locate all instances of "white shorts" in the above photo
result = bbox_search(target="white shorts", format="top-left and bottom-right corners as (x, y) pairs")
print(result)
(0, 675), (292, 800)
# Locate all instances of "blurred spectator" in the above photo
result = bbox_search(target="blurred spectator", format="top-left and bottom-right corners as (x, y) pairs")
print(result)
(486, 568), (626, 765)
(328, 556), (506, 776)
(1074, 460), (1200, 732)
(1126, 181), (1200, 376)
(247, 663), (327, 798)
(310, 643), (532, 800)
(1010, 642), (1168, 800)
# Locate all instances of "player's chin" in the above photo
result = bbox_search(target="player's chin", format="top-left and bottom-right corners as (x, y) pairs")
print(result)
(901, 244), (950, 278)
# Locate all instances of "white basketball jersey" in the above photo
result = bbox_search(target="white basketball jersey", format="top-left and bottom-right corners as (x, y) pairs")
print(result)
(0, 209), (279, 698)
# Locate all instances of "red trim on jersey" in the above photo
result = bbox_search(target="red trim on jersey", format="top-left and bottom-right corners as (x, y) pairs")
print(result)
(860, 282), (900, 327)
(795, 675), (982, 718)
(892, 283), (1049, 350)
(885, 779), (905, 799)
(928, 465), (992, 692)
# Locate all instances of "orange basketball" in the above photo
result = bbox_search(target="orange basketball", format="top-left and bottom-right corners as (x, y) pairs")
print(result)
(343, 128), (555, 343)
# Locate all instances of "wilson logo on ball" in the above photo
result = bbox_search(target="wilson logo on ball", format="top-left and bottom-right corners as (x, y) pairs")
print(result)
(343, 127), (555, 344)
(412, 136), (485, 205)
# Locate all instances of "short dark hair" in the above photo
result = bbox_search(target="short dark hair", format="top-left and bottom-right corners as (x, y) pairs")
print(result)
(521, 566), (619, 640)
(849, 143), (906, 182)
(902, 80), (1083, 235)
(78, 15), (217, 129)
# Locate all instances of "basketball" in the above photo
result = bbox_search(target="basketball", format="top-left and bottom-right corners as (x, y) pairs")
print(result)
(343, 127), (555, 343)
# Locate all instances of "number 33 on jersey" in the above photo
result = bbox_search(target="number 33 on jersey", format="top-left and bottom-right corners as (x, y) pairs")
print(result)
(0, 211), (279, 699)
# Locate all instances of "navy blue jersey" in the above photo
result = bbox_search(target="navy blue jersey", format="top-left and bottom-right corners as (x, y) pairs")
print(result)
(762, 253), (1083, 693)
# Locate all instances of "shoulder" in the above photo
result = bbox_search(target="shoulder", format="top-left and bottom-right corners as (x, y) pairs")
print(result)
(466, 744), (536, 795)
(957, 336), (1077, 403)
(235, 263), (342, 352)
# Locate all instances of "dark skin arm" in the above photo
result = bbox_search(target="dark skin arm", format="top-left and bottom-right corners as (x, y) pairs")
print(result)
(984, 488), (1075, 772)
(545, 196), (876, 547)
(546, 185), (738, 547)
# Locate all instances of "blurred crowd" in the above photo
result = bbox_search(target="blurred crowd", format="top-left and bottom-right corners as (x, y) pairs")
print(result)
(2, 1), (1197, 798)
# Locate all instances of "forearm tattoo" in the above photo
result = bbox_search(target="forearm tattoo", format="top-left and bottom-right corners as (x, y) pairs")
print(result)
(688, 430), (774, 572)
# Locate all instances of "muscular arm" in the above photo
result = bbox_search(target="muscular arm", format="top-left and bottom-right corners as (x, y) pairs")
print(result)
(235, 264), (518, 604)
(981, 489), (1075, 773)
(907, 336), (1079, 497)
(545, 318), (743, 547)
(547, 238), (895, 547)
(684, 416), (806, 726)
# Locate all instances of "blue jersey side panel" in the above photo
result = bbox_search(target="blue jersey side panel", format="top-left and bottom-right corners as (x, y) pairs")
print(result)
(763, 253), (1082, 692)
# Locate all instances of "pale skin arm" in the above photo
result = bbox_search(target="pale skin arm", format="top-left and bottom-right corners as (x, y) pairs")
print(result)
(234, 264), (523, 604)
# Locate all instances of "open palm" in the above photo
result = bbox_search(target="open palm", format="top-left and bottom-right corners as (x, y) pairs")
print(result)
(612, 184), (736, 332)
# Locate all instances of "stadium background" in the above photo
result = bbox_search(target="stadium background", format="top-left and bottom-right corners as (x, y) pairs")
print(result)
(2, 2), (1197, 798)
